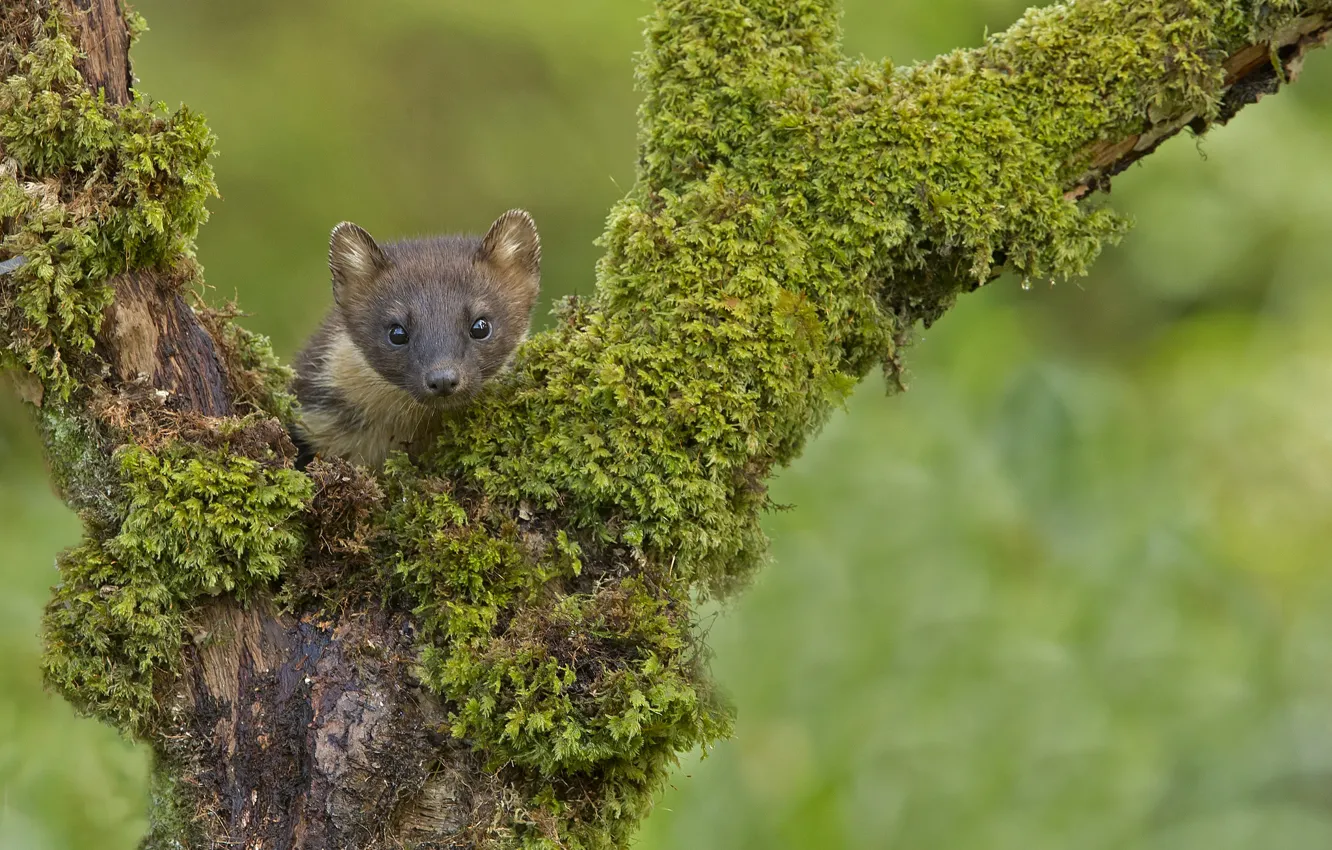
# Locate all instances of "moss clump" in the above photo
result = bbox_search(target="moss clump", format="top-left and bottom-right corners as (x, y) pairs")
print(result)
(0, 13), (216, 401)
(196, 301), (298, 421)
(385, 461), (731, 849)
(43, 434), (312, 732)
(427, 193), (869, 600)
(420, 0), (1318, 605)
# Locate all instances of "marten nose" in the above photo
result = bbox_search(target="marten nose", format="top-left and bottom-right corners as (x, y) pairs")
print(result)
(425, 367), (460, 396)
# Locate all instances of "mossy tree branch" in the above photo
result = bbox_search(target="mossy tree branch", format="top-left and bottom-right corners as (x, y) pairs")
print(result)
(2, 0), (1329, 848)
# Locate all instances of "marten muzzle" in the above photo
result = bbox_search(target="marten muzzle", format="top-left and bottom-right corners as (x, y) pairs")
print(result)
(425, 366), (462, 397)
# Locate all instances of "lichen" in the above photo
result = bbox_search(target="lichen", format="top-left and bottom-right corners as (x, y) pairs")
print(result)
(144, 760), (207, 850)
(36, 401), (120, 527)
(0, 12), (217, 402)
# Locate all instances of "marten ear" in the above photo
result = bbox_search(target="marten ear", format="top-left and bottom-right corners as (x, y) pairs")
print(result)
(476, 209), (540, 302)
(329, 222), (388, 305)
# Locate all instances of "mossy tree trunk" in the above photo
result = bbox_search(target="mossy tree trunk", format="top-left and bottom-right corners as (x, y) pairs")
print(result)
(2, 0), (1329, 848)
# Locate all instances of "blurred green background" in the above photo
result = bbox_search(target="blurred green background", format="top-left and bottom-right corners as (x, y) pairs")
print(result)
(5, 1), (1332, 848)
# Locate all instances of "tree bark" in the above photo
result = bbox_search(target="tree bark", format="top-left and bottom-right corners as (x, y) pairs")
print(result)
(4, 3), (481, 846)
(4, 0), (1332, 848)
(1066, 14), (1332, 200)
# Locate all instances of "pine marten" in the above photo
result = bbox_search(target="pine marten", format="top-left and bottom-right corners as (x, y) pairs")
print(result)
(291, 210), (541, 469)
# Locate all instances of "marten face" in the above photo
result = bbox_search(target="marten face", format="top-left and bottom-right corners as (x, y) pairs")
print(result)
(327, 211), (541, 409)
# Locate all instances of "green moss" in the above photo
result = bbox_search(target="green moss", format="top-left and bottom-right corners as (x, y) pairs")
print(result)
(428, 192), (862, 599)
(197, 302), (299, 420)
(144, 760), (206, 850)
(0, 13), (217, 401)
(37, 403), (120, 528)
(42, 435), (312, 732)
(391, 3), (1321, 842)
(384, 460), (731, 848)
(221, 322), (297, 420)
(7, 0), (1324, 847)
(421, 0), (1316, 603)
(125, 10), (151, 44)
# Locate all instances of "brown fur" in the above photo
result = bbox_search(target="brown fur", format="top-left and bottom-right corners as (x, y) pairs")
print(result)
(292, 211), (541, 468)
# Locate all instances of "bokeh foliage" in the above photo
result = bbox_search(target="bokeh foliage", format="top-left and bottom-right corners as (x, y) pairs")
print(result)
(3, 1), (1332, 848)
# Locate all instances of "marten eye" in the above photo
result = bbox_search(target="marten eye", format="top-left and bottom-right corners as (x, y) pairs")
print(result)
(470, 318), (492, 340)
(387, 324), (409, 346)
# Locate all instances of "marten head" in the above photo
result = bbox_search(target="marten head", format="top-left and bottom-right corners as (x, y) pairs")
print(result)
(327, 210), (541, 409)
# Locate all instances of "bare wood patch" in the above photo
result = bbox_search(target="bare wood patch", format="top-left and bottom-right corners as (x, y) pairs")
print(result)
(68, 0), (131, 104)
